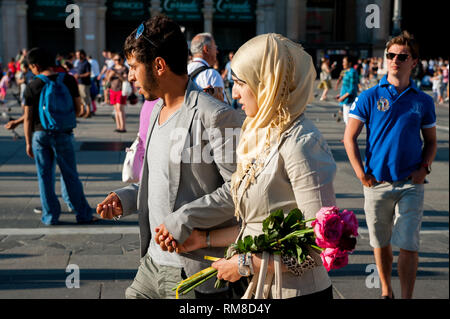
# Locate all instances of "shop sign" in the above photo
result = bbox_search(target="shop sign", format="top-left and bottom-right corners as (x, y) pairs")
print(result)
(214, 0), (256, 22)
(161, 0), (203, 21)
(29, 0), (70, 20)
(107, 0), (149, 20)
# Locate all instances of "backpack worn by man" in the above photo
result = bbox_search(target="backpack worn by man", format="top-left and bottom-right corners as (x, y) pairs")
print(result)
(36, 73), (77, 132)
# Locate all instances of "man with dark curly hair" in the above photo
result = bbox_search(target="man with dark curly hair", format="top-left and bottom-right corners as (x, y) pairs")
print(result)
(96, 15), (244, 299)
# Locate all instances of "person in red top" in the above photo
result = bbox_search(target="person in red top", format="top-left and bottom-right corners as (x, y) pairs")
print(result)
(8, 58), (17, 74)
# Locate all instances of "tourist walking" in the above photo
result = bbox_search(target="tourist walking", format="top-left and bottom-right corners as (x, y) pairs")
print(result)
(317, 55), (336, 101)
(105, 52), (129, 133)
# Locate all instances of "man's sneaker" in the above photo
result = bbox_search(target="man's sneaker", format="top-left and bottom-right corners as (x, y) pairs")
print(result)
(33, 207), (42, 214)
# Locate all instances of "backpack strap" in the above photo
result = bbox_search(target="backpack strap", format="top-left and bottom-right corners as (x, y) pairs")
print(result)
(36, 74), (50, 84)
(189, 65), (212, 81)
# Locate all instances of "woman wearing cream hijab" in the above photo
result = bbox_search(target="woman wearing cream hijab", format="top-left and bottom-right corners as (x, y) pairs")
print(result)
(161, 33), (337, 299)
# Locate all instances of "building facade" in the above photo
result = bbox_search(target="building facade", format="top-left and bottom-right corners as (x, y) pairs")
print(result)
(2, 0), (439, 72)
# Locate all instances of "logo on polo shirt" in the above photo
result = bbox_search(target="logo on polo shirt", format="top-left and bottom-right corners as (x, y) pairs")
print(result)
(350, 98), (358, 111)
(377, 97), (390, 112)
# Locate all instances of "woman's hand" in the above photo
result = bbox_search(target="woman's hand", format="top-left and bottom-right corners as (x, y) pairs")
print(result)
(212, 255), (242, 283)
(174, 229), (206, 253)
(154, 225), (206, 254)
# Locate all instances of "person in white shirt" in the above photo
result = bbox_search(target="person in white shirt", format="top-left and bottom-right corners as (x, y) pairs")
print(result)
(88, 56), (100, 79)
(187, 33), (226, 103)
(97, 50), (114, 105)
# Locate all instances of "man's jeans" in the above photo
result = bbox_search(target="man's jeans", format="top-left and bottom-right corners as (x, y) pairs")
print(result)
(32, 131), (92, 225)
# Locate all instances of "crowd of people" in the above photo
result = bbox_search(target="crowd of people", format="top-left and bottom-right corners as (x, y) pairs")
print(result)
(0, 14), (443, 301)
(414, 58), (449, 104)
(316, 53), (448, 126)
(1, 48), (138, 133)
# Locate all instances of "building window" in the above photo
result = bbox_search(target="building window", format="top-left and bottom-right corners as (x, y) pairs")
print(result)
(306, 0), (335, 44)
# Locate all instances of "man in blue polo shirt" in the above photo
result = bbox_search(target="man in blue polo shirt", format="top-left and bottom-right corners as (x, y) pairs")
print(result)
(344, 31), (437, 299)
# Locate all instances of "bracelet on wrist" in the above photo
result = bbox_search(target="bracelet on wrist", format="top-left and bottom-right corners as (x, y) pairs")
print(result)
(244, 252), (254, 275)
(237, 253), (251, 277)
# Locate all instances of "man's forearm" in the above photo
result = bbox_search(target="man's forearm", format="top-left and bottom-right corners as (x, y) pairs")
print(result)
(344, 140), (365, 179)
(422, 142), (437, 165)
(23, 106), (32, 143)
(164, 181), (236, 244)
(14, 115), (25, 126)
(421, 127), (438, 165)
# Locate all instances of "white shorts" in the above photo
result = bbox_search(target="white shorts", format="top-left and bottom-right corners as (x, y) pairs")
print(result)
(363, 180), (424, 252)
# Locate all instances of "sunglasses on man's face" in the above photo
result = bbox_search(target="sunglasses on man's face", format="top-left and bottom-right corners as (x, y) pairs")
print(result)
(386, 52), (410, 62)
(136, 22), (158, 48)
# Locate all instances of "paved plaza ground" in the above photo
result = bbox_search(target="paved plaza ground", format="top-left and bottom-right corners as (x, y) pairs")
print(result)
(0, 81), (448, 300)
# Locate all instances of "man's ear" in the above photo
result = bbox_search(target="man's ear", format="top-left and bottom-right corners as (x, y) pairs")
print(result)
(154, 57), (168, 76)
(202, 44), (209, 55)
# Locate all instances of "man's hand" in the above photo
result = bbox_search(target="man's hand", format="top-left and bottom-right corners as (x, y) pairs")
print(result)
(359, 173), (379, 187)
(212, 87), (224, 102)
(155, 224), (176, 252)
(203, 86), (224, 102)
(4, 120), (19, 130)
(409, 167), (427, 184)
(96, 193), (123, 219)
(26, 144), (33, 159)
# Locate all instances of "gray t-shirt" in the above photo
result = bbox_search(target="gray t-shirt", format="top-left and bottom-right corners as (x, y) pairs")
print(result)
(147, 108), (183, 268)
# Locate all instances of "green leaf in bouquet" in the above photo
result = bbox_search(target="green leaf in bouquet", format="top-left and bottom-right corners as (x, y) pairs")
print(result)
(263, 209), (284, 234)
(268, 230), (279, 242)
(237, 239), (245, 253)
(255, 234), (269, 250)
(296, 245), (303, 263)
(243, 235), (254, 251)
(282, 208), (304, 233)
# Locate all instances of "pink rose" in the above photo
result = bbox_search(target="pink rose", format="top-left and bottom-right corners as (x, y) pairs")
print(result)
(340, 209), (359, 237)
(320, 248), (349, 271)
(313, 208), (343, 248)
(316, 206), (340, 220)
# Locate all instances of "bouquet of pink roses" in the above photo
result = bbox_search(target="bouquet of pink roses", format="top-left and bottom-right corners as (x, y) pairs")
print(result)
(173, 207), (358, 297)
(312, 206), (359, 271)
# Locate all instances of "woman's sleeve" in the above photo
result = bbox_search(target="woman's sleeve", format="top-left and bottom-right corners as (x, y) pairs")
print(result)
(280, 131), (337, 220)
